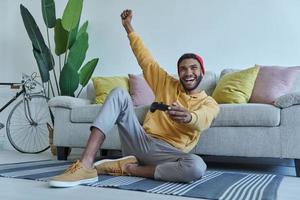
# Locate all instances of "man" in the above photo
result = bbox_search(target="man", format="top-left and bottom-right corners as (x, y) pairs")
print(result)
(49, 9), (219, 187)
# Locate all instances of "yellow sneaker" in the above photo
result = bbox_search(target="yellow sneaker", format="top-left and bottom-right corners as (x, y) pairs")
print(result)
(49, 160), (98, 187)
(94, 155), (138, 176)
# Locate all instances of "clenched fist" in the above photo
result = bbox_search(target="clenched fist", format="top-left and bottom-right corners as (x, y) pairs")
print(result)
(121, 9), (134, 34)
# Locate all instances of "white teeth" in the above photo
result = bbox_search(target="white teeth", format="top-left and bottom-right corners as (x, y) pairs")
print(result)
(185, 78), (194, 81)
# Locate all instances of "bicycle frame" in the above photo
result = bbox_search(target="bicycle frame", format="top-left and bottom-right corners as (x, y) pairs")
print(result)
(0, 83), (23, 113)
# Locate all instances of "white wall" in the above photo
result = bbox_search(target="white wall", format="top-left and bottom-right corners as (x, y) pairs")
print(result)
(1, 0), (300, 149)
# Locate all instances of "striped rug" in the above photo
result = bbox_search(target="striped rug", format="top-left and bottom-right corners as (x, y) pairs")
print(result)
(0, 159), (283, 200)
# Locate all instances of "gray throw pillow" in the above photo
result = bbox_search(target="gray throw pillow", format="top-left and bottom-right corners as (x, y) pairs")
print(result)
(274, 92), (300, 108)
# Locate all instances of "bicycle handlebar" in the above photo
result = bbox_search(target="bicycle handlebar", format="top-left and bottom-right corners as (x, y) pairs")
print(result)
(0, 72), (43, 91)
(22, 72), (42, 91)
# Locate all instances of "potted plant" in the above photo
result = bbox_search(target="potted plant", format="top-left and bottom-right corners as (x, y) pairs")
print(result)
(20, 0), (99, 154)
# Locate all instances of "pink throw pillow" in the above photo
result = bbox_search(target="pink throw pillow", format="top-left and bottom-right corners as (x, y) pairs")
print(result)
(128, 74), (155, 107)
(249, 65), (300, 104)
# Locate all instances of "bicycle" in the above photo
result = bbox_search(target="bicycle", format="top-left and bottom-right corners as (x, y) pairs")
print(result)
(0, 72), (53, 153)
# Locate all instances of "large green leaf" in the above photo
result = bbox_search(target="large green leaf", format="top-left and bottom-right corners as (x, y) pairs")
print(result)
(68, 23), (79, 49)
(66, 32), (88, 71)
(45, 47), (55, 71)
(20, 4), (48, 52)
(54, 19), (68, 55)
(61, 0), (83, 32)
(33, 48), (50, 83)
(59, 63), (79, 96)
(79, 58), (98, 86)
(77, 21), (88, 39)
(41, 0), (56, 28)
(54, 18), (78, 54)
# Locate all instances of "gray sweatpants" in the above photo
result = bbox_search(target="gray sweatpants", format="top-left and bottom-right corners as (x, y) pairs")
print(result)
(91, 87), (206, 183)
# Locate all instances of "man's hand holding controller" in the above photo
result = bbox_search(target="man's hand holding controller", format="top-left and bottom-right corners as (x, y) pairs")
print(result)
(150, 102), (192, 124)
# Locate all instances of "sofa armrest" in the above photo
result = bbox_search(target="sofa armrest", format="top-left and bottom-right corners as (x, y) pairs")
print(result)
(274, 91), (300, 108)
(48, 96), (91, 109)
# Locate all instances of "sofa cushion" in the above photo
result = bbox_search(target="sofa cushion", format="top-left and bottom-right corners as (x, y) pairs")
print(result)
(249, 65), (300, 104)
(128, 74), (155, 107)
(212, 104), (280, 127)
(198, 71), (217, 96)
(212, 66), (259, 104)
(92, 76), (129, 104)
(274, 91), (300, 108)
(221, 66), (300, 104)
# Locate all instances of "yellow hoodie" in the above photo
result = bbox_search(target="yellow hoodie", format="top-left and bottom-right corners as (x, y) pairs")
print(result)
(128, 32), (220, 152)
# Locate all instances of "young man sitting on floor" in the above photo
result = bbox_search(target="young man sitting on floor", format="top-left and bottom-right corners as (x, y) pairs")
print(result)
(49, 9), (219, 188)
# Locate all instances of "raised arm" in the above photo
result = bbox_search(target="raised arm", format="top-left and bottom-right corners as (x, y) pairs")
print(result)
(120, 9), (170, 95)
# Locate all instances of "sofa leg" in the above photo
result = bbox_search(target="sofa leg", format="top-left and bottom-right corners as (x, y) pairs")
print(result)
(295, 159), (300, 177)
(57, 147), (70, 160)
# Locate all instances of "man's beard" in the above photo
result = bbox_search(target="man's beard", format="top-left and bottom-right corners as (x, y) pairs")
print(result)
(180, 75), (203, 92)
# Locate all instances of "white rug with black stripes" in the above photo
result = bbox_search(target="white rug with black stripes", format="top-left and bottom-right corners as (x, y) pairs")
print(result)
(0, 159), (283, 200)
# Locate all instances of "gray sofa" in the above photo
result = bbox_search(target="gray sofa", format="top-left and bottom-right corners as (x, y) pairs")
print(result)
(48, 71), (300, 176)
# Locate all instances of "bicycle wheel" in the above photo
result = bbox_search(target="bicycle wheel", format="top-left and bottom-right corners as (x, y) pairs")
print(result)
(6, 95), (52, 153)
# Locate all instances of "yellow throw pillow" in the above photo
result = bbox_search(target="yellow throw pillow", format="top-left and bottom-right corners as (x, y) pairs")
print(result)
(212, 66), (260, 103)
(92, 76), (129, 104)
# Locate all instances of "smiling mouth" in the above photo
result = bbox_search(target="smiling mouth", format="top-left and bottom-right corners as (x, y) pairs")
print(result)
(183, 78), (196, 85)
(180, 75), (203, 91)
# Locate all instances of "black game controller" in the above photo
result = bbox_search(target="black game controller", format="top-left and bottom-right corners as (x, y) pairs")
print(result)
(150, 102), (170, 112)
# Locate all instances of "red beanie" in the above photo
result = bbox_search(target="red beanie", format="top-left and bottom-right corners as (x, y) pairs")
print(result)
(177, 53), (205, 75)
(193, 54), (205, 75)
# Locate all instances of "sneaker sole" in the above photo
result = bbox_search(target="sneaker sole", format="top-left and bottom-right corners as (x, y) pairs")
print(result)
(49, 177), (98, 188)
(94, 155), (138, 174)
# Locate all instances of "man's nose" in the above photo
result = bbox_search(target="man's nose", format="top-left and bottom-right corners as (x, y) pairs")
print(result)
(186, 68), (193, 75)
